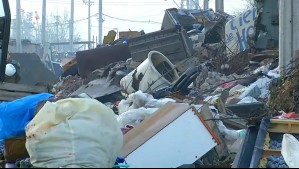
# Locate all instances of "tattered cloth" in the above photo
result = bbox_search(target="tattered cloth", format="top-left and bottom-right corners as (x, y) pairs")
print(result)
(0, 93), (53, 139)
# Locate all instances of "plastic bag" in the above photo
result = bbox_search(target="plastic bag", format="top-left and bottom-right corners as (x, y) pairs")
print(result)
(282, 134), (299, 168)
(118, 91), (154, 114)
(117, 108), (158, 128)
(217, 120), (246, 141)
(0, 93), (53, 140)
(118, 91), (175, 114)
(25, 98), (123, 168)
(145, 98), (176, 108)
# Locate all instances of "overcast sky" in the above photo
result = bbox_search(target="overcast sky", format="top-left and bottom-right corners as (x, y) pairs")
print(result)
(8, 0), (246, 42)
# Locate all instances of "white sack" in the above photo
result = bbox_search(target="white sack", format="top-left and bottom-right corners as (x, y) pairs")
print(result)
(282, 134), (299, 168)
(25, 98), (123, 168)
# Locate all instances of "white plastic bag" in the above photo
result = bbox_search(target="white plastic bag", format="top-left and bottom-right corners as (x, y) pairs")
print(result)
(145, 98), (176, 108)
(282, 134), (299, 168)
(118, 91), (154, 114)
(217, 120), (246, 141)
(117, 108), (158, 128)
(25, 98), (123, 168)
(118, 91), (175, 114)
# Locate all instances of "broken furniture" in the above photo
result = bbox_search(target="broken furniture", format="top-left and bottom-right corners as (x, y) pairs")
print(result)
(121, 102), (220, 168)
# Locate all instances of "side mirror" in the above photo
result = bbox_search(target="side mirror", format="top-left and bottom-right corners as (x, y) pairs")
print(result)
(0, 0), (10, 82)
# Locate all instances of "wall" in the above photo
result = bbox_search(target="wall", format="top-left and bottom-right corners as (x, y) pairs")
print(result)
(255, 0), (279, 50)
(279, 0), (299, 74)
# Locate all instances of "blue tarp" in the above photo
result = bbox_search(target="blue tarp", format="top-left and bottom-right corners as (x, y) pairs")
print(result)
(0, 93), (53, 140)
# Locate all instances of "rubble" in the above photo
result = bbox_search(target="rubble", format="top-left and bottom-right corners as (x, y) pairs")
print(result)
(4, 0), (299, 168)
(268, 66), (299, 113)
(196, 71), (241, 91)
(53, 75), (85, 96)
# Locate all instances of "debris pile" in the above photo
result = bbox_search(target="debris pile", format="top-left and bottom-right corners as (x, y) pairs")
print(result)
(268, 66), (299, 113)
(3, 0), (299, 168)
(53, 75), (85, 96)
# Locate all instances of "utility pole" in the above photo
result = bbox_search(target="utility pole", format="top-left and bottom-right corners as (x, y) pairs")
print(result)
(83, 0), (94, 50)
(55, 16), (60, 51)
(215, 0), (224, 12)
(16, 0), (22, 53)
(193, 0), (199, 9)
(42, 0), (46, 46)
(88, 0), (91, 49)
(70, 0), (74, 52)
(203, 0), (209, 10)
(180, 0), (199, 9)
(279, 0), (299, 75)
(98, 0), (103, 45)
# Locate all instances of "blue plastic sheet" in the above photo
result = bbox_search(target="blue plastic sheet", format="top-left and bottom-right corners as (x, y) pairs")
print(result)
(0, 93), (53, 139)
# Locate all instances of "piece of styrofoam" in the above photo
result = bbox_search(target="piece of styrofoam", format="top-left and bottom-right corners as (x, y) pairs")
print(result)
(125, 107), (217, 168)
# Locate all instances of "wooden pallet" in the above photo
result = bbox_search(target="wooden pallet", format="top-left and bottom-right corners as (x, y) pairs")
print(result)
(260, 119), (299, 160)
(0, 82), (48, 101)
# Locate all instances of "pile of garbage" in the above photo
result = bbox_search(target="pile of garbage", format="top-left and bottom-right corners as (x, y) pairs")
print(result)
(268, 66), (299, 113)
(53, 75), (85, 96)
(3, 0), (299, 168)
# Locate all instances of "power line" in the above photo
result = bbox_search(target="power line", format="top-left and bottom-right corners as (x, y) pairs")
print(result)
(27, 0), (174, 5)
(172, 0), (180, 8)
(102, 13), (161, 25)
(45, 12), (162, 27)
(191, 0), (202, 9)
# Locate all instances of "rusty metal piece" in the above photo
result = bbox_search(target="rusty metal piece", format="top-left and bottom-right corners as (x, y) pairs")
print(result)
(76, 44), (131, 78)
(191, 106), (222, 145)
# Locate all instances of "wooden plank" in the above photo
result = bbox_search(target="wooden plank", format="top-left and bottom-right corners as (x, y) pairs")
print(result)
(0, 90), (33, 101)
(262, 149), (281, 158)
(269, 119), (299, 134)
(200, 104), (229, 159)
(0, 83), (48, 93)
(271, 119), (299, 124)
(121, 103), (191, 157)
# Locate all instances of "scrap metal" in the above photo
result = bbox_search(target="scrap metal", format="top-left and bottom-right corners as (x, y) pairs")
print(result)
(76, 44), (131, 78)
